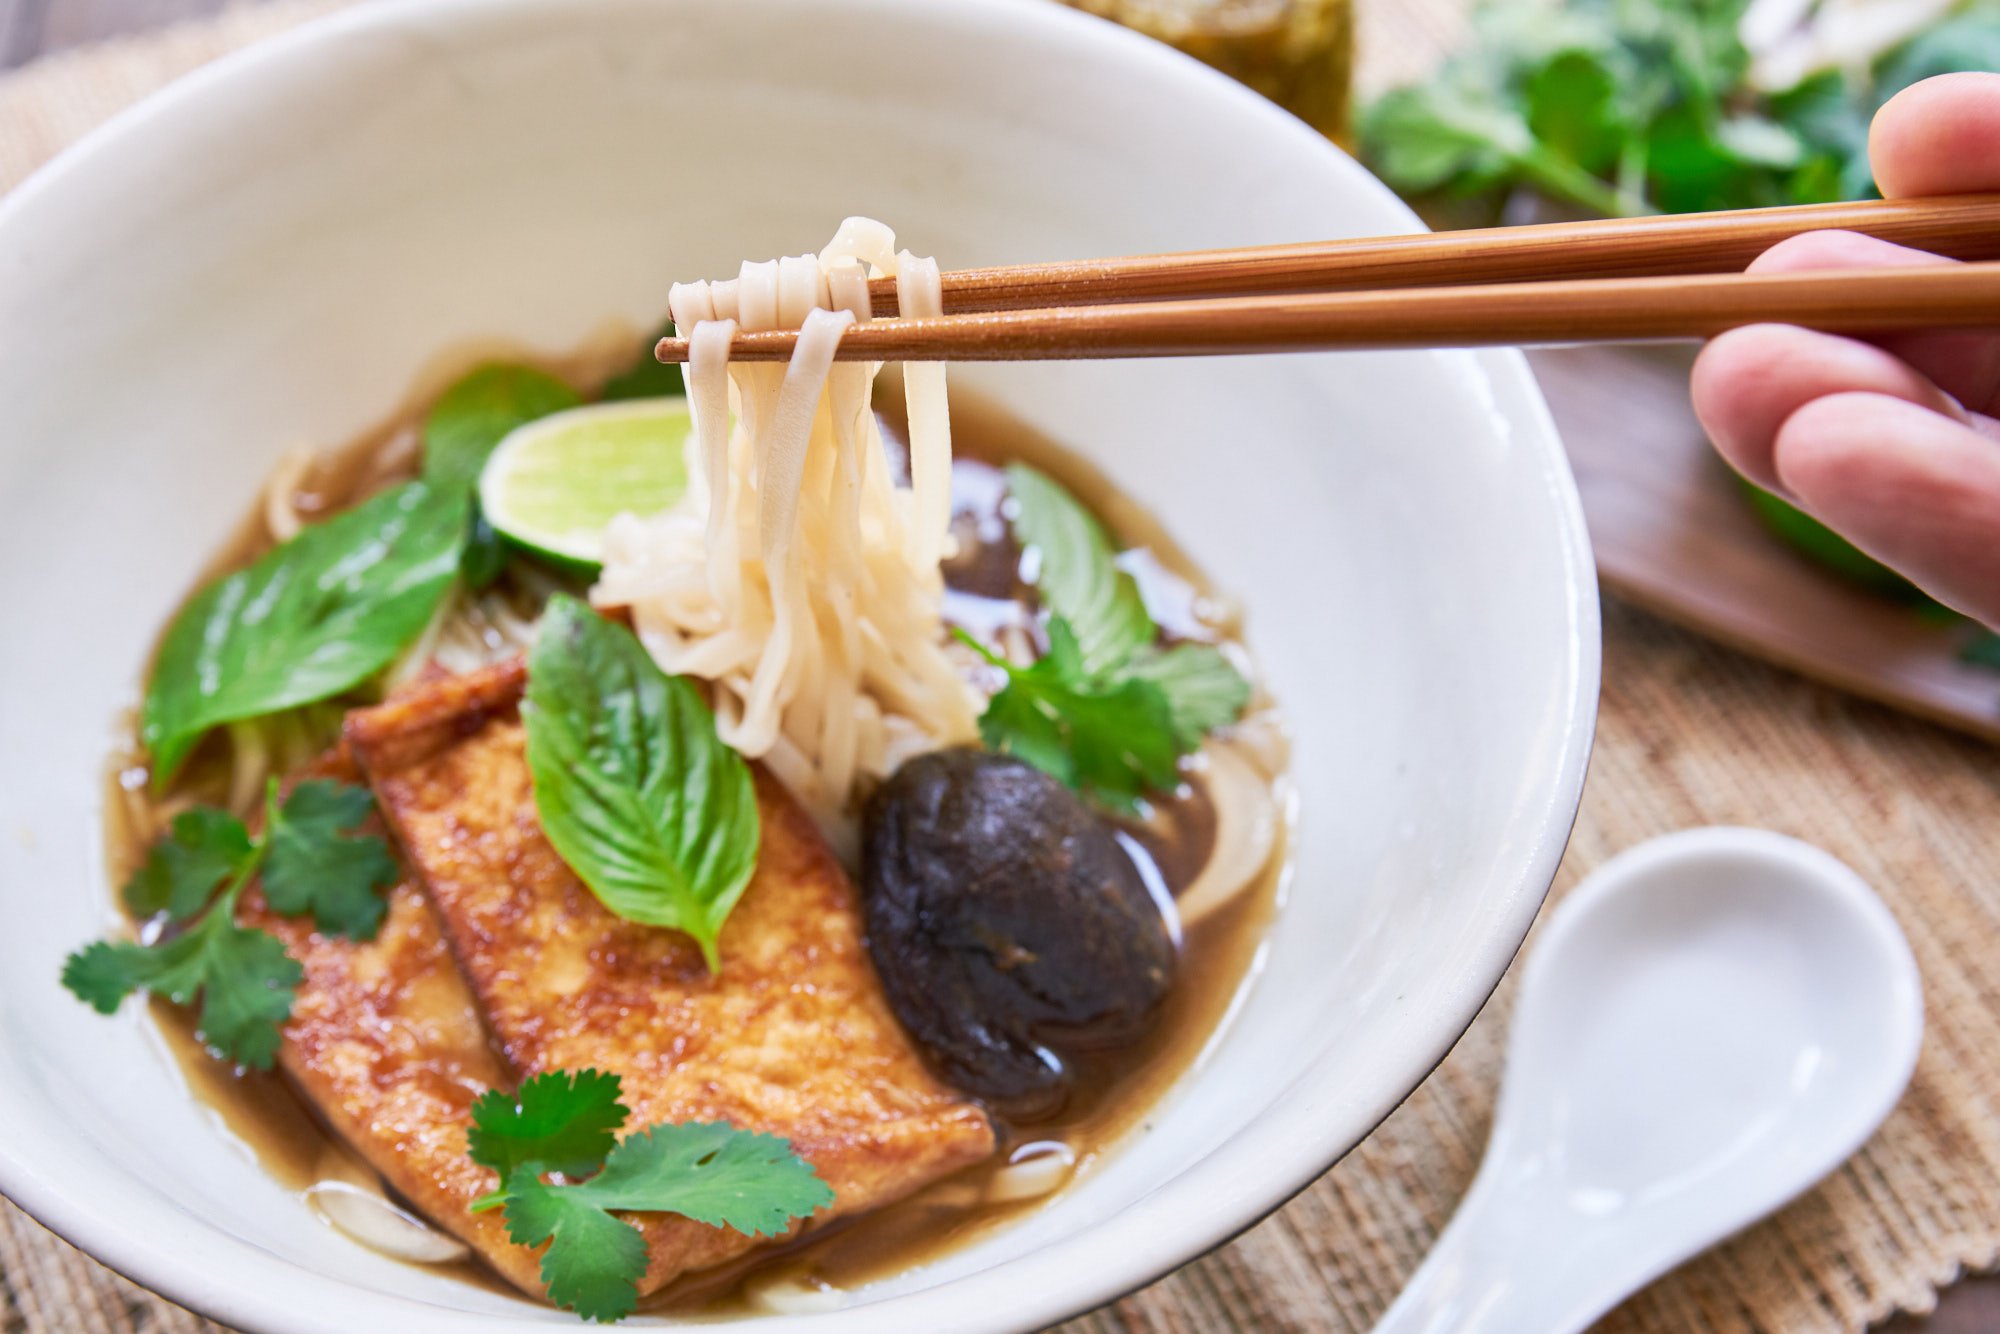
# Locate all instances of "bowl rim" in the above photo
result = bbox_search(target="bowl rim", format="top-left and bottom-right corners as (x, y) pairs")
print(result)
(0, 0), (1601, 1328)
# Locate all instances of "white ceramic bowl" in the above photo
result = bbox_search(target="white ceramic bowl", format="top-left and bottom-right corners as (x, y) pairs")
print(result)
(0, 1), (1599, 1329)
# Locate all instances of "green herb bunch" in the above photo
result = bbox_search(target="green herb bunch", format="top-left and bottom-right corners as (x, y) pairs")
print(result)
(468, 1069), (832, 1323)
(62, 778), (397, 1068)
(1362, 0), (2000, 220)
(964, 464), (1251, 812)
(142, 332), (680, 786)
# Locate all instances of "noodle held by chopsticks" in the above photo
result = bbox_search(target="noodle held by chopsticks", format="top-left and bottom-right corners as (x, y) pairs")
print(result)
(593, 220), (980, 839)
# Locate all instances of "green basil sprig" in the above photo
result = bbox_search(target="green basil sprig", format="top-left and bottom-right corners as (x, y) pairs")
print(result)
(523, 596), (759, 970)
(143, 482), (464, 784)
(1005, 463), (1153, 677)
(422, 364), (582, 493)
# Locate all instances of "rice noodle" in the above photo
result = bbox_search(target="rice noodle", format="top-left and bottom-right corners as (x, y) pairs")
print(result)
(746, 1270), (847, 1314)
(984, 1140), (1076, 1204)
(1174, 739), (1281, 927)
(304, 1147), (469, 1265)
(261, 444), (317, 543)
(594, 220), (979, 835)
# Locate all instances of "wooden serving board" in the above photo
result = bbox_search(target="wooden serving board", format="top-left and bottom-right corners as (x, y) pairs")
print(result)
(1530, 342), (2000, 744)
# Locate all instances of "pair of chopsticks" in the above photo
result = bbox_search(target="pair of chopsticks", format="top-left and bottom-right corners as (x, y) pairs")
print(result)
(652, 194), (2000, 364)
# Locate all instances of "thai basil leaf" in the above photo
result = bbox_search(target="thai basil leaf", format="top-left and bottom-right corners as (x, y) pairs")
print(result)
(1003, 463), (1154, 677)
(423, 364), (582, 493)
(143, 482), (465, 784)
(522, 595), (759, 970)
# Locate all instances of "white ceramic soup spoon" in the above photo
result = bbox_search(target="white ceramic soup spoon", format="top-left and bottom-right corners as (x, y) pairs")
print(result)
(1373, 827), (1923, 1334)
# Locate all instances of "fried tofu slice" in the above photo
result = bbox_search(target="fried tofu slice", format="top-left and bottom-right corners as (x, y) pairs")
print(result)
(345, 659), (996, 1296)
(239, 749), (544, 1295)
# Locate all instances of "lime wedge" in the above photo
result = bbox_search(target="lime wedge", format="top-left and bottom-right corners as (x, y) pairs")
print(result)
(478, 397), (693, 574)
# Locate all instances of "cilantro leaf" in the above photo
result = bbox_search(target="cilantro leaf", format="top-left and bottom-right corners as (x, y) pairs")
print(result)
(423, 364), (583, 494)
(470, 1070), (630, 1182)
(60, 940), (159, 1014)
(503, 1181), (652, 1324)
(1004, 463), (1154, 677)
(555, 1123), (835, 1237)
(1126, 643), (1253, 749)
(969, 621), (1184, 812)
(1364, 83), (1530, 196)
(477, 1092), (833, 1324)
(192, 924), (306, 1070)
(60, 904), (302, 1069)
(523, 596), (760, 971)
(972, 467), (1251, 807)
(69, 778), (394, 1064)
(122, 807), (255, 922)
(1873, 13), (2000, 104)
(262, 779), (398, 939)
(1362, 0), (2000, 225)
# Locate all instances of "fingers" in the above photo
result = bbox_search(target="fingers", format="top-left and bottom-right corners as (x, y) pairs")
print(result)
(1774, 391), (2000, 624)
(1692, 324), (1970, 490)
(1742, 231), (2000, 415)
(1871, 72), (2000, 198)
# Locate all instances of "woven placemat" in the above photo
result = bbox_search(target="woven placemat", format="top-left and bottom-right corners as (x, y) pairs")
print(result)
(4, 4), (1998, 1331)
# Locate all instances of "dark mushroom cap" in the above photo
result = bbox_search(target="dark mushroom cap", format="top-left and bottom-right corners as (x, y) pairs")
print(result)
(861, 748), (1176, 1119)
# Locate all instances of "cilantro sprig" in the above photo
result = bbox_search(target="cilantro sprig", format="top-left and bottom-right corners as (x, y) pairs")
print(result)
(961, 623), (1182, 811)
(469, 1070), (834, 1323)
(970, 466), (1249, 811)
(1360, 0), (2000, 222)
(61, 778), (396, 1068)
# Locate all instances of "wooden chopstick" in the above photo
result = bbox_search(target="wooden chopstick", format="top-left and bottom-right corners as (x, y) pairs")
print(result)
(855, 194), (2000, 316)
(654, 261), (2000, 363)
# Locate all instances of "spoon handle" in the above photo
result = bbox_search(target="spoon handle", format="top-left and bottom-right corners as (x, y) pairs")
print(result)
(1369, 1166), (1601, 1334)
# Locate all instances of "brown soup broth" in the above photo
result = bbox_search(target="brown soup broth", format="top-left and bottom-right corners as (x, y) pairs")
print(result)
(106, 340), (1288, 1311)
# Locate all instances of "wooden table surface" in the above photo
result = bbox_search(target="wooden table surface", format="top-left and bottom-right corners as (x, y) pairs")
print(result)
(1, 0), (1994, 1329)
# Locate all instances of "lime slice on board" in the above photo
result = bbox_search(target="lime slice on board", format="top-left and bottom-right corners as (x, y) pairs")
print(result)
(478, 397), (693, 574)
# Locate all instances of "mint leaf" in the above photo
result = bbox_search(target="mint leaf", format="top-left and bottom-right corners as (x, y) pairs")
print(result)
(423, 364), (582, 494)
(1126, 643), (1252, 749)
(142, 482), (466, 784)
(123, 808), (255, 922)
(262, 779), (398, 939)
(61, 903), (301, 1070)
(598, 324), (685, 402)
(470, 1070), (630, 1183)
(1004, 464), (1154, 678)
(523, 596), (759, 970)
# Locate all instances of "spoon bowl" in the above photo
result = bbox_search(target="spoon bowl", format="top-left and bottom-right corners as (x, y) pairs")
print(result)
(1377, 827), (1924, 1334)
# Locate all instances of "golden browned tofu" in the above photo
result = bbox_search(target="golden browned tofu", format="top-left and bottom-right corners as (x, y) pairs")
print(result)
(239, 750), (544, 1296)
(346, 660), (997, 1296)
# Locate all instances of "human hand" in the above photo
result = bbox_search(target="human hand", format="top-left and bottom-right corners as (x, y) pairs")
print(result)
(1692, 73), (2000, 624)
